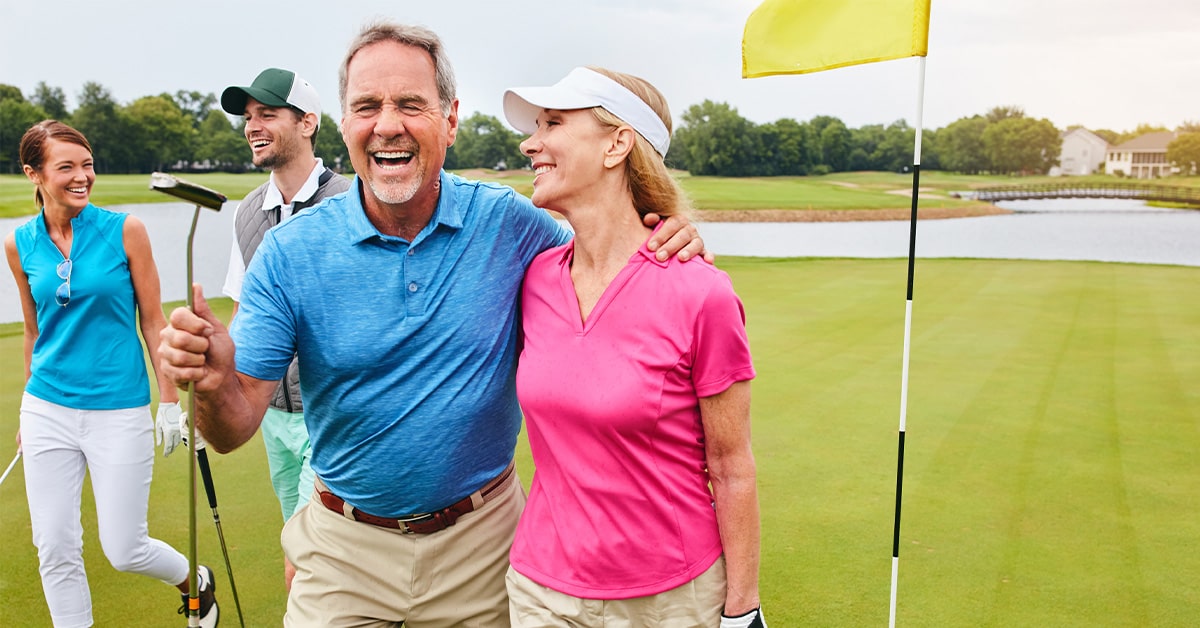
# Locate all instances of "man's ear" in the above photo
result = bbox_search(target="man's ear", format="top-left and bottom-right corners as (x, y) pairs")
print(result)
(302, 112), (319, 139)
(445, 99), (460, 147)
(604, 126), (636, 169)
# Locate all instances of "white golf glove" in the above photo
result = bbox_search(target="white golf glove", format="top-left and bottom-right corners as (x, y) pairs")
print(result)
(155, 402), (183, 457)
(721, 608), (767, 628)
(179, 411), (207, 451)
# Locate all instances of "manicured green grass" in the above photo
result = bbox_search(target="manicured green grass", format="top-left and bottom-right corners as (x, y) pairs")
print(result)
(725, 257), (1200, 626)
(680, 174), (934, 210)
(0, 173), (263, 218)
(0, 297), (297, 626)
(1, 259), (1199, 626)
(469, 170), (976, 211)
(8, 170), (1198, 218)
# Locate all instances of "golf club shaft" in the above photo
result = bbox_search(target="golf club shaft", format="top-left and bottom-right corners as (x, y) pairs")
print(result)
(0, 451), (20, 487)
(187, 205), (200, 627)
(197, 448), (246, 627)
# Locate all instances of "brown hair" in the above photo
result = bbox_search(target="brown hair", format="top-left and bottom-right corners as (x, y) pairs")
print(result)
(586, 66), (691, 220)
(20, 120), (92, 209)
(338, 21), (457, 116)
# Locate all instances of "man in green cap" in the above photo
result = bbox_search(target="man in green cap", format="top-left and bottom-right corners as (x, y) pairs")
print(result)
(217, 67), (350, 590)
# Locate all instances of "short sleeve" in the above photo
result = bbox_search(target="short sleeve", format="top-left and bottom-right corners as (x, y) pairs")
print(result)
(691, 273), (756, 398)
(230, 233), (297, 382)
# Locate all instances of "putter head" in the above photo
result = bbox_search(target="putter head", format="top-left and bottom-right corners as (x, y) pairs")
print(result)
(149, 172), (227, 211)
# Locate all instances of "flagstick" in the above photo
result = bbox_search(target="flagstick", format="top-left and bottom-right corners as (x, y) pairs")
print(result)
(889, 54), (926, 628)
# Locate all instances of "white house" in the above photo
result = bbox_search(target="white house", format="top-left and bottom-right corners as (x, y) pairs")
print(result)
(1052, 128), (1108, 176)
(1105, 131), (1178, 179)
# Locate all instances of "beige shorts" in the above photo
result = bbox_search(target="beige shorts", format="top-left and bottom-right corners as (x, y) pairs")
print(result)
(506, 556), (726, 627)
(283, 469), (525, 627)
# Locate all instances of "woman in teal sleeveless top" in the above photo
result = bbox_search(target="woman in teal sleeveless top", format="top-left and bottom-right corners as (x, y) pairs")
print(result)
(3, 120), (219, 627)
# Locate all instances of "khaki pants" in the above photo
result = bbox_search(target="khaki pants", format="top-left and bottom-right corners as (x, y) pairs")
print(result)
(283, 470), (525, 627)
(506, 556), (726, 627)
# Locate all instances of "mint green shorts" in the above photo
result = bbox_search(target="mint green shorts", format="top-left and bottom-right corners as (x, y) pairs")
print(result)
(260, 408), (314, 521)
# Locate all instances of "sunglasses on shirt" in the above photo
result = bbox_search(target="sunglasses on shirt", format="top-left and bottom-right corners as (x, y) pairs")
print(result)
(55, 258), (71, 307)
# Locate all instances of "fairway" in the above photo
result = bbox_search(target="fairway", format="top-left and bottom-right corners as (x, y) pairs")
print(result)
(0, 170), (1061, 218)
(5, 171), (1200, 218)
(1, 258), (1198, 626)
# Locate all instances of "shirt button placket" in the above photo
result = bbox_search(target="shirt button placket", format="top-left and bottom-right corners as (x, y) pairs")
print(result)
(406, 247), (420, 315)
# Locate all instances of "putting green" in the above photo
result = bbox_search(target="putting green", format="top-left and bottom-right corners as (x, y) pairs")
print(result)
(0, 258), (1196, 626)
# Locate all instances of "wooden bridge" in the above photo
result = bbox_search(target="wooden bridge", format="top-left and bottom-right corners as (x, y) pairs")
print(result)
(955, 182), (1200, 207)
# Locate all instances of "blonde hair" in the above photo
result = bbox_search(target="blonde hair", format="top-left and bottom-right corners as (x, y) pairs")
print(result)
(585, 66), (691, 220)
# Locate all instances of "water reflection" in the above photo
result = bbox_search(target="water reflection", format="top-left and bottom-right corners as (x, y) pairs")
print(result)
(700, 202), (1200, 265)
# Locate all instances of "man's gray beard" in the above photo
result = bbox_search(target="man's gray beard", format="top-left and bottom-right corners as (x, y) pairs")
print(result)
(367, 175), (422, 205)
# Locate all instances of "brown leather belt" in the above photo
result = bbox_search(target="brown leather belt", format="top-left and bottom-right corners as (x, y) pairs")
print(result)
(316, 462), (515, 534)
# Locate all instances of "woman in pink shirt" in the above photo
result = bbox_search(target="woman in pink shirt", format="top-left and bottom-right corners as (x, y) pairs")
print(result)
(503, 67), (765, 628)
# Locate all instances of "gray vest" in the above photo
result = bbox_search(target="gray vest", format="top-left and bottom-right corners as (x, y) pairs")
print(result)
(234, 167), (352, 412)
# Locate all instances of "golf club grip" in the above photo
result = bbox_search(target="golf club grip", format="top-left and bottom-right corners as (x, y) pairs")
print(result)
(196, 449), (219, 509)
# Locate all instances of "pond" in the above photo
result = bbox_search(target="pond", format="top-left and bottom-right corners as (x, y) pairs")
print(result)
(700, 199), (1200, 266)
(2, 198), (1197, 324)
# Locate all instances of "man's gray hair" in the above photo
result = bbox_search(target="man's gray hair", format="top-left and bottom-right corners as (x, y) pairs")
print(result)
(338, 21), (458, 116)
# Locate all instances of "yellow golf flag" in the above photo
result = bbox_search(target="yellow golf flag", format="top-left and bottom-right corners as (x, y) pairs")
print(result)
(743, 0), (931, 78)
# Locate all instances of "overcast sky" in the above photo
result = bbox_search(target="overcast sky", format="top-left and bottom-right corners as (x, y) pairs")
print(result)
(2, 0), (1197, 134)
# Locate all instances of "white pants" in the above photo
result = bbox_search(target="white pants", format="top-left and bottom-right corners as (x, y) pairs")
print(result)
(20, 392), (189, 628)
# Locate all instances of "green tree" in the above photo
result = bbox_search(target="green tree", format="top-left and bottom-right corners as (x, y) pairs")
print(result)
(444, 142), (461, 170)
(818, 118), (851, 172)
(981, 117), (1061, 175)
(127, 95), (196, 172)
(1092, 129), (1121, 145)
(921, 127), (942, 170)
(173, 91), (217, 130)
(315, 113), (350, 172)
(875, 120), (915, 172)
(1133, 123), (1169, 135)
(1117, 124), (1170, 144)
(0, 84), (24, 103)
(664, 134), (689, 171)
(454, 112), (522, 170)
(756, 118), (811, 175)
(1178, 120), (1200, 134)
(807, 115), (839, 168)
(937, 115), (989, 173)
(0, 99), (49, 174)
(849, 124), (885, 170)
(31, 82), (69, 120)
(675, 100), (758, 176)
(195, 109), (248, 171)
(72, 82), (136, 173)
(1167, 132), (1200, 175)
(985, 105), (1025, 123)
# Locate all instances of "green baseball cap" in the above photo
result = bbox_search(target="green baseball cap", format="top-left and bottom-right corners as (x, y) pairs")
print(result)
(221, 68), (322, 128)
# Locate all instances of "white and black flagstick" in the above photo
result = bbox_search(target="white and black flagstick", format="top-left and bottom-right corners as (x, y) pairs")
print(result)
(890, 55), (927, 628)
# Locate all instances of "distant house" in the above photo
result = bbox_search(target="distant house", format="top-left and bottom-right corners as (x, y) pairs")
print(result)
(1051, 128), (1108, 176)
(1105, 131), (1178, 179)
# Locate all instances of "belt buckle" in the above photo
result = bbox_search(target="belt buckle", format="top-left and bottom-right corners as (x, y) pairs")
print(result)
(395, 512), (436, 535)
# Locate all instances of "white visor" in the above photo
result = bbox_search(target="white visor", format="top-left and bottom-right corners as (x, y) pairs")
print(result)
(503, 67), (671, 157)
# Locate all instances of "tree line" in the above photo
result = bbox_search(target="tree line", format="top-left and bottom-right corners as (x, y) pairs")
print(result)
(0, 81), (348, 175)
(1, 81), (1195, 178)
